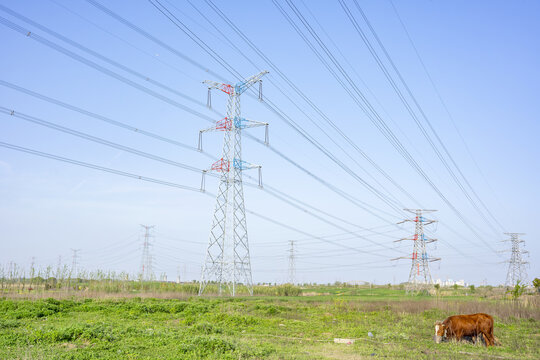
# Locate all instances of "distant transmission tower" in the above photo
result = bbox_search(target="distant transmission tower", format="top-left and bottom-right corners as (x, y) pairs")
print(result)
(503, 233), (529, 287)
(140, 225), (155, 281)
(56, 255), (62, 279)
(392, 209), (440, 293)
(70, 248), (80, 278)
(198, 71), (269, 296)
(288, 240), (296, 284)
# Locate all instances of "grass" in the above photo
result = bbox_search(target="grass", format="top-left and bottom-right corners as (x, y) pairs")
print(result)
(0, 287), (538, 359)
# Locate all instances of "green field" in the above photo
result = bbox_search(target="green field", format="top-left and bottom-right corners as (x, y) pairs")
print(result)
(1, 287), (539, 359)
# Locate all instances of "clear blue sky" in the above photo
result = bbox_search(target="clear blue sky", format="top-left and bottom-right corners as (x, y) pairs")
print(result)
(0, 0), (538, 285)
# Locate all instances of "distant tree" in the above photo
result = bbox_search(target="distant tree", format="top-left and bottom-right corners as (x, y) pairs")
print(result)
(469, 284), (475, 293)
(453, 284), (458, 290)
(434, 283), (440, 291)
(533, 278), (540, 293)
(507, 281), (526, 300)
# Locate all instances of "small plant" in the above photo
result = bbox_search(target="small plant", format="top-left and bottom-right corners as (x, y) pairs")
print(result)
(434, 283), (440, 291)
(533, 278), (540, 293)
(507, 281), (526, 300)
(276, 284), (301, 296)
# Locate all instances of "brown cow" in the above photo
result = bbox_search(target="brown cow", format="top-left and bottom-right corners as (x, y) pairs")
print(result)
(434, 313), (495, 347)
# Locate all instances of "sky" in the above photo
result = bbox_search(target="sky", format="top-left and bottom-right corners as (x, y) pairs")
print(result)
(0, 0), (538, 286)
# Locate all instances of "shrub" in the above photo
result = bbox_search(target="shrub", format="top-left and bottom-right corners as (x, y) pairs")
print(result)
(533, 278), (540, 293)
(507, 281), (526, 300)
(193, 322), (223, 335)
(276, 284), (301, 296)
(178, 336), (235, 356)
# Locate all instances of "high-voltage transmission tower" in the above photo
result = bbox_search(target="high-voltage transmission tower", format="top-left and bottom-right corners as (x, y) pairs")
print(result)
(392, 209), (440, 293)
(502, 233), (529, 287)
(70, 248), (80, 278)
(198, 71), (269, 296)
(288, 240), (296, 285)
(140, 225), (155, 282)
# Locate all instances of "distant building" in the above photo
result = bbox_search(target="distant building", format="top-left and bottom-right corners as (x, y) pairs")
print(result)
(434, 278), (467, 287)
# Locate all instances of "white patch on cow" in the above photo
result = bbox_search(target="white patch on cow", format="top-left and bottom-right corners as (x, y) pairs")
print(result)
(435, 325), (440, 336)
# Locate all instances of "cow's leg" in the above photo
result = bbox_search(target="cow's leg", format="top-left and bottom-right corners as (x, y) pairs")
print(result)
(487, 332), (495, 347)
(480, 331), (493, 347)
(455, 329), (463, 343)
(476, 333), (485, 346)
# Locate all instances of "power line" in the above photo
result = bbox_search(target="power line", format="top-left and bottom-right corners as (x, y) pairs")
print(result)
(388, 0), (507, 232)
(83, 0), (413, 223)
(1, 101), (401, 252)
(347, 0), (504, 236)
(198, 0), (417, 211)
(0, 141), (403, 263)
(33, 0), (413, 223)
(147, 0), (409, 218)
(2, 2), (504, 268)
(0, 13), (215, 123)
(0, 80), (205, 155)
(0, 141), (204, 193)
(1, 106), (212, 182)
(275, 0), (499, 254)
(1, 6), (402, 224)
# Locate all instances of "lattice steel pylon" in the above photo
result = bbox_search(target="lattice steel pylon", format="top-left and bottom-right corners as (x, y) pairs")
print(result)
(198, 71), (269, 296)
(140, 225), (155, 282)
(288, 240), (296, 285)
(392, 209), (440, 293)
(70, 248), (80, 278)
(503, 233), (529, 287)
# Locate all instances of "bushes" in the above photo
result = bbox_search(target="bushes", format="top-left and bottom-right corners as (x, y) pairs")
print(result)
(0, 299), (62, 319)
(178, 336), (236, 356)
(177, 336), (275, 359)
(192, 322), (223, 335)
(29, 323), (116, 343)
(0, 319), (19, 329)
(276, 284), (301, 296)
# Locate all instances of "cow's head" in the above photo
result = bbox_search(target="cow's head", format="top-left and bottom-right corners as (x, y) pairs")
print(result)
(434, 321), (446, 343)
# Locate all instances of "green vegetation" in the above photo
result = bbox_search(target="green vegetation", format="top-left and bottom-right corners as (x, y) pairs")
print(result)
(507, 281), (527, 300)
(533, 278), (540, 293)
(0, 286), (538, 359)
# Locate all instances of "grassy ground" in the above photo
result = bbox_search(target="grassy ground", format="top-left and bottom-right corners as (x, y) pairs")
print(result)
(0, 288), (538, 359)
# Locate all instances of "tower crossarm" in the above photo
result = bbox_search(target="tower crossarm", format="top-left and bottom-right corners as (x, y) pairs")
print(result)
(201, 117), (267, 133)
(394, 235), (437, 243)
(233, 159), (263, 188)
(203, 80), (233, 95)
(234, 70), (269, 95)
(398, 218), (436, 225)
(391, 256), (412, 261)
(203, 71), (268, 96)
(233, 159), (261, 171)
(209, 158), (230, 172)
(235, 117), (268, 129)
(200, 117), (232, 133)
(199, 117), (269, 151)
